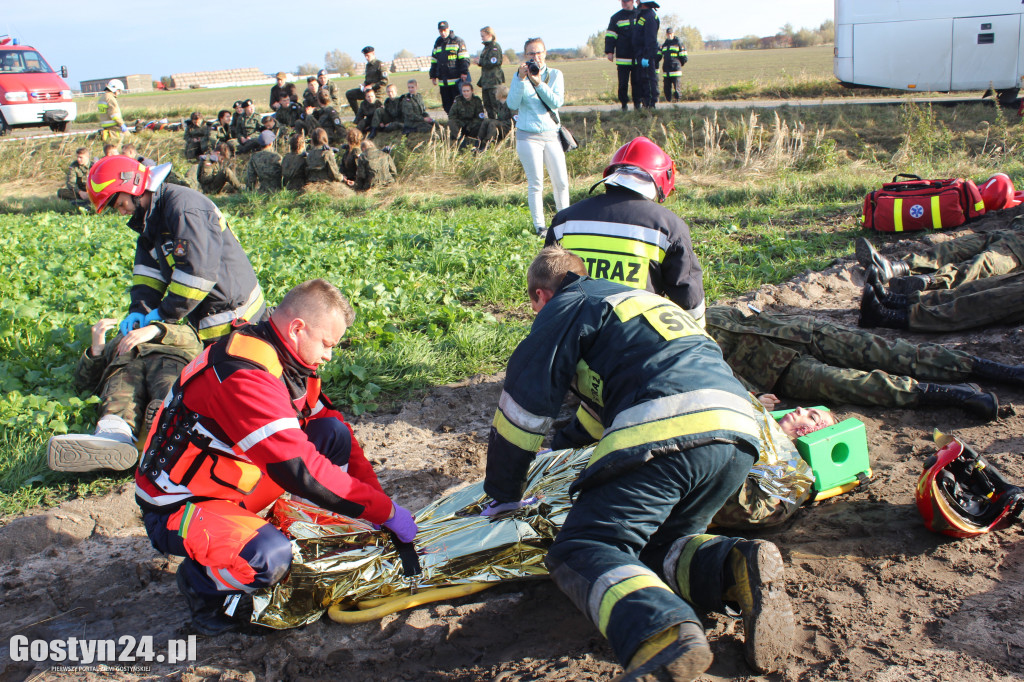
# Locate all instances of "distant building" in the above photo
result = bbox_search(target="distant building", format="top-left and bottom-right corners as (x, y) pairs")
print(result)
(80, 74), (152, 93)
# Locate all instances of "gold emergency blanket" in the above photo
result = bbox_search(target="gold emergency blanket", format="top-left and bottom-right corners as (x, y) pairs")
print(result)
(252, 397), (814, 629)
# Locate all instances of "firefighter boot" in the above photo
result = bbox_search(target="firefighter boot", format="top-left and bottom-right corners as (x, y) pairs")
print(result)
(47, 415), (138, 472)
(723, 539), (794, 674)
(856, 238), (910, 282)
(915, 383), (999, 421)
(969, 357), (1024, 387)
(618, 622), (712, 682)
(858, 285), (910, 329)
(176, 566), (252, 636)
(889, 274), (933, 295)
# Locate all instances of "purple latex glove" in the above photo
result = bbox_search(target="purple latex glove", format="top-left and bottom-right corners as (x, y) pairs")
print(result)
(382, 503), (418, 542)
(480, 496), (539, 517)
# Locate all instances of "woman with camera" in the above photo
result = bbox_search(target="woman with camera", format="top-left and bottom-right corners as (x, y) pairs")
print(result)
(507, 37), (570, 236)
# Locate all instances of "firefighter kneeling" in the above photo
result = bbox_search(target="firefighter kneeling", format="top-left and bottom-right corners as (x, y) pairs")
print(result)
(135, 279), (417, 635)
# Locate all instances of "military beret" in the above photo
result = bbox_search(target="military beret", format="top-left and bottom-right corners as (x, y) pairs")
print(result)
(242, 99), (253, 107)
(438, 21), (449, 30)
(362, 46), (374, 54)
(317, 69), (328, 76)
(233, 100), (243, 108)
(258, 130), (275, 146)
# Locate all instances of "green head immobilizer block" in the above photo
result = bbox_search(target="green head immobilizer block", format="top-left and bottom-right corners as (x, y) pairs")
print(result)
(770, 409), (871, 492)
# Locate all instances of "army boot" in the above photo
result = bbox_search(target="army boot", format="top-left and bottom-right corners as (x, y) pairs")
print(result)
(617, 622), (712, 682)
(723, 540), (794, 674)
(915, 383), (999, 421)
(858, 286), (910, 329)
(969, 357), (1024, 387)
(857, 238), (910, 282)
(47, 415), (138, 472)
(889, 274), (933, 295)
(176, 567), (254, 636)
(868, 274), (912, 307)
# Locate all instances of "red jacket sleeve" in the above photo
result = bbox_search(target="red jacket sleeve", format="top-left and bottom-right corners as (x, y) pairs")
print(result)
(308, 402), (386, 495)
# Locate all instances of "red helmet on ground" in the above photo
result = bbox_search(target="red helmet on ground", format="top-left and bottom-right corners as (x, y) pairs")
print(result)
(915, 436), (1024, 538)
(604, 136), (676, 202)
(979, 173), (1020, 211)
(87, 156), (150, 214)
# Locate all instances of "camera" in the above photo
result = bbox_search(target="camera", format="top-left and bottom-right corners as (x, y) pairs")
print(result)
(525, 60), (540, 76)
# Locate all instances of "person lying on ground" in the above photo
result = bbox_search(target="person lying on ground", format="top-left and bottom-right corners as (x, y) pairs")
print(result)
(706, 304), (1008, 422)
(47, 317), (202, 473)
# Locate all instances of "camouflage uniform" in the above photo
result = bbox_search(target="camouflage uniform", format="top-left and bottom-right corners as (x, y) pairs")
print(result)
(245, 149), (283, 193)
(354, 148), (396, 190)
(706, 305), (976, 407)
(316, 105), (347, 145)
(74, 322), (202, 438)
(234, 113), (263, 153)
(447, 94), (485, 140)
(346, 61), (389, 115)
(354, 100), (382, 133)
(905, 270), (1024, 331)
(905, 223), (1024, 289)
(183, 121), (208, 160)
(302, 88), (320, 109)
(320, 80), (340, 104)
(281, 152), (307, 190)
(399, 92), (434, 134)
(477, 39), (505, 119)
(371, 95), (404, 133)
(211, 122), (234, 153)
(339, 145), (359, 180)
(58, 160), (90, 201)
(197, 152), (243, 194)
(274, 103), (299, 132)
(305, 145), (345, 183)
(292, 111), (319, 141)
(477, 99), (513, 148)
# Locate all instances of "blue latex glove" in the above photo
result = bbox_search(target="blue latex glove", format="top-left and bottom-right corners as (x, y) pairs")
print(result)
(120, 124), (129, 133)
(481, 496), (539, 517)
(142, 309), (163, 326)
(641, 58), (650, 68)
(119, 312), (146, 335)
(382, 503), (418, 542)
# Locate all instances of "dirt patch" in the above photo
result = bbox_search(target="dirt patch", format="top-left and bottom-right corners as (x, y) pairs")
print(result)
(2, 231), (1023, 682)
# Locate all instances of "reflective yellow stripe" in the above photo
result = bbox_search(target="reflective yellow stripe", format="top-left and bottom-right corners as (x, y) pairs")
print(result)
(168, 280), (209, 302)
(975, 200), (985, 213)
(612, 294), (671, 323)
(894, 198), (904, 232)
(242, 291), (265, 321)
(560, 234), (664, 262)
(615, 59), (633, 66)
(597, 575), (671, 636)
(588, 409), (761, 469)
(606, 30), (617, 38)
(164, 253), (175, 267)
(132, 275), (167, 292)
(576, 406), (604, 440)
(575, 359), (605, 406)
(675, 534), (715, 603)
(493, 410), (545, 451)
(198, 322), (232, 341)
(931, 196), (942, 229)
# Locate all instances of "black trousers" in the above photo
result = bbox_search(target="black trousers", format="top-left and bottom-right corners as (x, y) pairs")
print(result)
(663, 76), (681, 102)
(617, 63), (640, 108)
(439, 84), (459, 114)
(636, 63), (659, 107)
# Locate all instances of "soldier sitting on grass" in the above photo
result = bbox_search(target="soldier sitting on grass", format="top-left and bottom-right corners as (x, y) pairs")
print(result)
(477, 84), (513, 150)
(369, 84), (404, 138)
(400, 79), (435, 135)
(57, 147), (92, 205)
(354, 89), (382, 134)
(245, 130), (283, 194)
(282, 133), (307, 191)
(47, 317), (202, 473)
(194, 142), (244, 195)
(354, 139), (397, 190)
(447, 81), (485, 146)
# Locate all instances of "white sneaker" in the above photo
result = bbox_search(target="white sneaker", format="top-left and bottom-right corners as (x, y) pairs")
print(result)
(47, 415), (139, 472)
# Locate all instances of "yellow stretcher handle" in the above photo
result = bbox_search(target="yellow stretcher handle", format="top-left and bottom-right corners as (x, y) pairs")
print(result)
(327, 583), (495, 624)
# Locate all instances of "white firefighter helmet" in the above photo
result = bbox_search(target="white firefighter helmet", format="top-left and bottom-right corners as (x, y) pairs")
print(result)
(107, 79), (125, 93)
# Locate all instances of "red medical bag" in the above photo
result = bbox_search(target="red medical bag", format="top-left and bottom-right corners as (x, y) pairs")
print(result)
(862, 174), (985, 232)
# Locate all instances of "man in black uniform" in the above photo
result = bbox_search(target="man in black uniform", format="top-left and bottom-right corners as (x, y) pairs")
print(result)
(430, 21), (470, 113)
(659, 27), (687, 102)
(545, 136), (706, 326)
(632, 1), (661, 108)
(605, 0), (639, 111)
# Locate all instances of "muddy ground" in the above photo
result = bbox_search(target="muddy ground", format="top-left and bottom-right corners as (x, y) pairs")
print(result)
(2, 220), (1024, 682)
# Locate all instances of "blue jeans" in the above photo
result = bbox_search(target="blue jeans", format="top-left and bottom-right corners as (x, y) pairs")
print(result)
(544, 441), (755, 664)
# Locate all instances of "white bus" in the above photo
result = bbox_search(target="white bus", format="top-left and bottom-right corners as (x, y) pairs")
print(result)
(834, 0), (1024, 103)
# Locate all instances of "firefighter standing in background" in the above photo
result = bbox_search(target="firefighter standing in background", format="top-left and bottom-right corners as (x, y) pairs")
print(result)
(430, 20), (470, 113)
(545, 136), (707, 327)
(97, 79), (129, 142)
(86, 156), (267, 346)
(659, 27), (687, 102)
(633, 0), (661, 108)
(605, 0), (639, 111)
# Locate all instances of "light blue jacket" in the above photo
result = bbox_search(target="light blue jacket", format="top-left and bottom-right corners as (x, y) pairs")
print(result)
(507, 66), (565, 134)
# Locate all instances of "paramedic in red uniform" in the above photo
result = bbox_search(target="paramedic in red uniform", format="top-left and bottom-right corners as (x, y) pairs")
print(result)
(135, 279), (417, 634)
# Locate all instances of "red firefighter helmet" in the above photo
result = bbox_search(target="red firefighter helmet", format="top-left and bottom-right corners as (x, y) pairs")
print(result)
(604, 136), (676, 202)
(86, 156), (150, 214)
(916, 437), (1024, 538)
(979, 173), (1020, 211)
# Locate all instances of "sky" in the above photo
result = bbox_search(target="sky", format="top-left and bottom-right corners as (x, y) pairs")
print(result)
(3, 1), (833, 85)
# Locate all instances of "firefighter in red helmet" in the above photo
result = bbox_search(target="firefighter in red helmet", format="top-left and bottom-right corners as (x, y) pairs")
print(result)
(544, 136), (706, 326)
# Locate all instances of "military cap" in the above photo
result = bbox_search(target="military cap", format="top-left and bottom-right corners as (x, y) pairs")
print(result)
(258, 130), (276, 146)
(242, 99), (253, 107)
(639, 1), (659, 6)
(438, 21), (449, 30)
(276, 71), (286, 79)
(361, 46), (374, 54)
(317, 69), (328, 76)
(233, 100), (243, 108)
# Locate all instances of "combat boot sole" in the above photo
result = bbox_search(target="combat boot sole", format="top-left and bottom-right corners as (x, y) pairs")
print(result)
(616, 622), (713, 682)
(733, 540), (794, 674)
(47, 436), (139, 472)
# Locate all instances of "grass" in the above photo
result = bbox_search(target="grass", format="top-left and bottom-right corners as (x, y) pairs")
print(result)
(3, 57), (1024, 518)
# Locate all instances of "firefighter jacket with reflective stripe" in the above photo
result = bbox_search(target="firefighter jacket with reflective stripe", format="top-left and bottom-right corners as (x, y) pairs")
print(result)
(483, 274), (760, 502)
(127, 183), (265, 344)
(605, 9), (638, 63)
(546, 186), (707, 324)
(632, 7), (660, 61)
(429, 33), (470, 83)
(659, 38), (687, 75)
(97, 91), (124, 129)
(134, 319), (393, 523)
